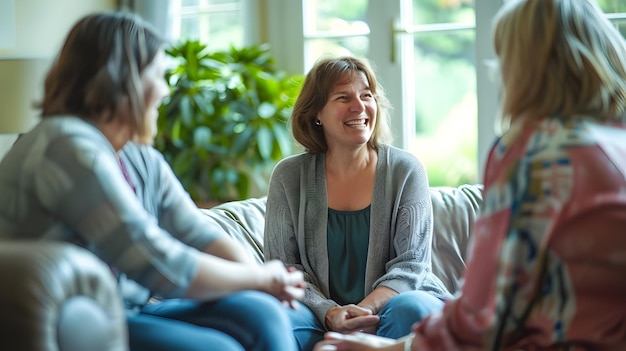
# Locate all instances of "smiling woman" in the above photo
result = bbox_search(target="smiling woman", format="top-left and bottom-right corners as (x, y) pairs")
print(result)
(264, 55), (452, 351)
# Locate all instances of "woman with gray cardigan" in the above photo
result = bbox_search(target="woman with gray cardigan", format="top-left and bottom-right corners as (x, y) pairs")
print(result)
(264, 56), (451, 351)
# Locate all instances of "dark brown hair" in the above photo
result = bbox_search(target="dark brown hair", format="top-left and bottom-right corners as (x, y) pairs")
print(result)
(291, 56), (392, 153)
(40, 11), (164, 139)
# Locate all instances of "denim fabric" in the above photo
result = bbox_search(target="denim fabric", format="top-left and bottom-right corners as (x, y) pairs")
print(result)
(376, 290), (444, 339)
(287, 290), (445, 351)
(128, 290), (297, 351)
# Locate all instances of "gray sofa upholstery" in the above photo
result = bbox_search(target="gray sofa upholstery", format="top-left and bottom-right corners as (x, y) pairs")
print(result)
(0, 184), (482, 350)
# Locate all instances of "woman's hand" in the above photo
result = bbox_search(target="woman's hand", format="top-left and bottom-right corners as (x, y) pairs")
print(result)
(325, 305), (380, 333)
(314, 332), (399, 351)
(258, 260), (306, 308)
(410, 312), (464, 351)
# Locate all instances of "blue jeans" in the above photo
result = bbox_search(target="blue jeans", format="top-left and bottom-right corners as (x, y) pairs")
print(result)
(287, 290), (444, 351)
(127, 290), (297, 351)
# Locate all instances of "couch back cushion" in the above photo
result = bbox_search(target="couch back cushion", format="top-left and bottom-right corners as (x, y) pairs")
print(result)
(201, 184), (483, 294)
(201, 197), (267, 263)
(429, 184), (483, 294)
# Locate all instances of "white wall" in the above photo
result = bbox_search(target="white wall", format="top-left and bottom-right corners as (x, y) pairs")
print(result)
(0, 0), (116, 160)
(0, 136), (17, 159)
(2, 0), (117, 58)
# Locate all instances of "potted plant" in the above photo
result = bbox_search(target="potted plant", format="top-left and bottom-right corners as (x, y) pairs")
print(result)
(155, 41), (303, 204)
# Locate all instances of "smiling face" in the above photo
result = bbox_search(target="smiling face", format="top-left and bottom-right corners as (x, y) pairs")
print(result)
(317, 71), (377, 151)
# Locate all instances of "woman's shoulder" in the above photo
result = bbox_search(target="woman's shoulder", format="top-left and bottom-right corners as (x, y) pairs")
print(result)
(270, 152), (322, 185)
(381, 144), (425, 170)
(510, 117), (626, 152)
(121, 142), (165, 163)
(40, 116), (104, 141)
(273, 152), (319, 172)
(31, 116), (114, 159)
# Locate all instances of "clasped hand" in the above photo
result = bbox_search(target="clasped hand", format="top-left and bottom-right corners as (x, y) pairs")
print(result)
(259, 260), (306, 308)
(325, 304), (381, 334)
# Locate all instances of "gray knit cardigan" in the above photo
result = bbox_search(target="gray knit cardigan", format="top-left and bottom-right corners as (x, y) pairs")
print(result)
(264, 144), (452, 325)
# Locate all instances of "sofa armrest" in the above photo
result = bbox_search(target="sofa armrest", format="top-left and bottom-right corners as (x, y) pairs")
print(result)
(0, 241), (127, 351)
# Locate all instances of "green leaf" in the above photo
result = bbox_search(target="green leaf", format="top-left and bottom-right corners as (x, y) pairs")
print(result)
(257, 102), (276, 119)
(272, 123), (292, 158)
(236, 172), (250, 199)
(256, 126), (273, 161)
(232, 126), (254, 154)
(180, 95), (193, 127)
(193, 127), (212, 150)
(192, 93), (215, 116)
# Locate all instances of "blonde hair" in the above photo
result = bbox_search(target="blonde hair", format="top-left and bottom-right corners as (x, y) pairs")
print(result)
(291, 56), (393, 153)
(41, 11), (164, 143)
(492, 0), (626, 133)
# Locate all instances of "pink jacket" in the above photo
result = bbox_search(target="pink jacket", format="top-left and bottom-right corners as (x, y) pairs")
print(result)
(414, 117), (626, 351)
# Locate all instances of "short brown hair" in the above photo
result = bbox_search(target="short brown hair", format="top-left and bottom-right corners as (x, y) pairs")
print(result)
(41, 11), (165, 142)
(291, 56), (393, 153)
(493, 0), (626, 132)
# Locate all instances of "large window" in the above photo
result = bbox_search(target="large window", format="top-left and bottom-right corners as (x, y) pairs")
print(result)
(404, 0), (477, 186)
(300, 0), (481, 186)
(170, 0), (626, 186)
(172, 0), (244, 50)
(302, 0), (369, 68)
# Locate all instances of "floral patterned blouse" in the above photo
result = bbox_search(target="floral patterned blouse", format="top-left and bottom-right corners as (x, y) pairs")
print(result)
(413, 117), (626, 351)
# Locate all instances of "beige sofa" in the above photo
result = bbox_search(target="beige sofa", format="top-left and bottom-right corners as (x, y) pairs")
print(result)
(0, 184), (483, 350)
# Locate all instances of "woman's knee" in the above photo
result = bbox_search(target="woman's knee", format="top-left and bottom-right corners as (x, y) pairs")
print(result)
(377, 291), (444, 338)
(383, 291), (443, 318)
(127, 313), (245, 351)
(224, 291), (291, 325)
(226, 291), (297, 346)
(285, 302), (326, 351)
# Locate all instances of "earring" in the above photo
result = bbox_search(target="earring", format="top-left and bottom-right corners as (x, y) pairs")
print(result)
(315, 119), (322, 126)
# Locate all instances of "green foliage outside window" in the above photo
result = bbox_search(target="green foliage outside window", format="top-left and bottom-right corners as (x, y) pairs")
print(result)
(409, 0), (626, 187)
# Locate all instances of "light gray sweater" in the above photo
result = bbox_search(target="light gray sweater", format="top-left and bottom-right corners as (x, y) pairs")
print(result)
(0, 116), (224, 307)
(264, 144), (452, 325)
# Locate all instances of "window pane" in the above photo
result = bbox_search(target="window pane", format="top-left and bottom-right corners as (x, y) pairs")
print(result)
(410, 30), (478, 186)
(174, 0), (242, 50)
(179, 11), (242, 50)
(617, 22), (626, 37)
(182, 0), (238, 7)
(304, 37), (369, 69)
(303, 0), (369, 71)
(597, 0), (626, 38)
(304, 0), (368, 35)
(597, 0), (626, 12)
(412, 0), (475, 26)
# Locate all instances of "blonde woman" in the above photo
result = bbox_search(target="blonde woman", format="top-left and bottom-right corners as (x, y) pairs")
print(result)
(315, 0), (626, 350)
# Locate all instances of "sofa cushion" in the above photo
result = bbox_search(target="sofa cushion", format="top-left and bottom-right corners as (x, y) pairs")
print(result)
(200, 184), (484, 294)
(429, 184), (483, 294)
(200, 197), (266, 264)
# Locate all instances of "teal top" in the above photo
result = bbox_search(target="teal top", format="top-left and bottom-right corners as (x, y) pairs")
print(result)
(327, 205), (371, 305)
